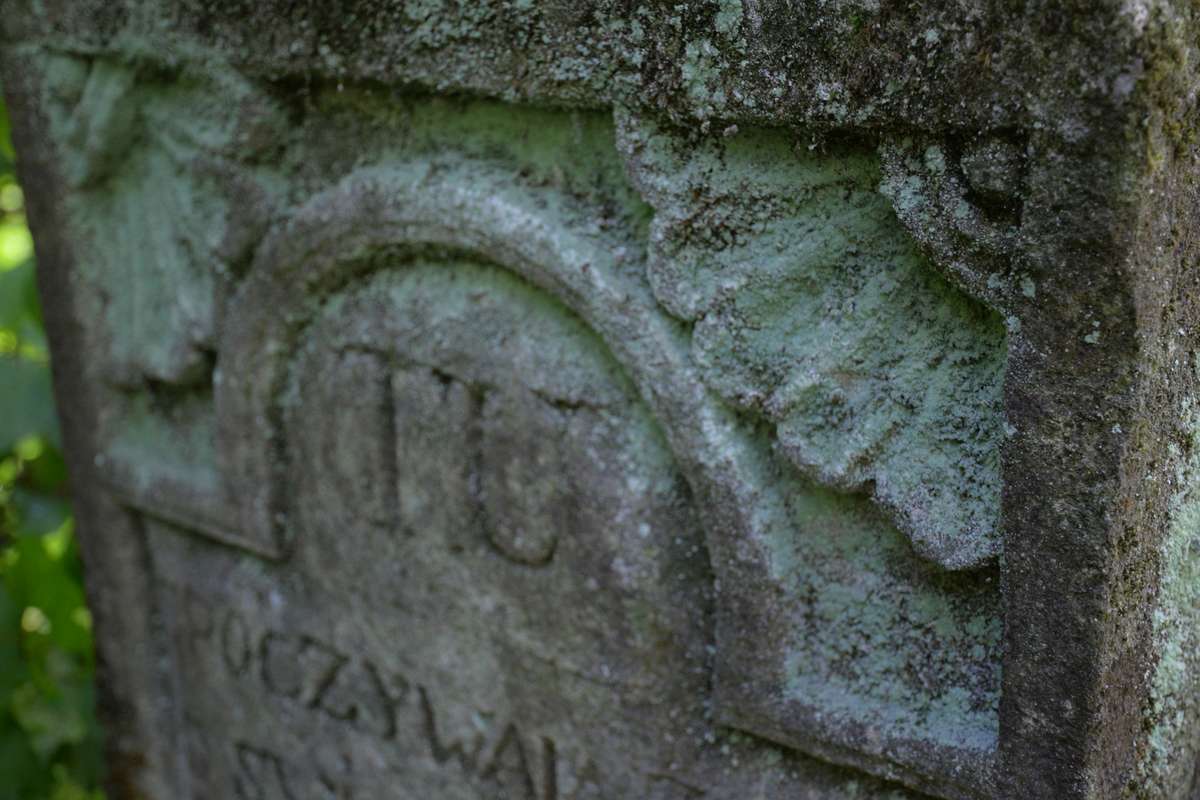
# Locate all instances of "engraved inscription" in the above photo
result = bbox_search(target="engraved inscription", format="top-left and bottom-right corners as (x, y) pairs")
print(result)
(188, 598), (575, 800)
(292, 352), (577, 570)
(186, 254), (722, 798)
(308, 350), (400, 534)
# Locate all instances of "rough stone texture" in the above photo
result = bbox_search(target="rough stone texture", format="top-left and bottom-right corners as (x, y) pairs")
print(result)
(1, 1), (1199, 799)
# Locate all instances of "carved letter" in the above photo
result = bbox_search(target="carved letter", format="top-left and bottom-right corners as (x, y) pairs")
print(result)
(419, 687), (483, 775)
(233, 741), (297, 800)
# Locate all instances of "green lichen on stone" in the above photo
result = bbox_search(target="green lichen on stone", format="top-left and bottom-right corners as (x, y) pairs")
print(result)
(779, 480), (1002, 755)
(1139, 390), (1200, 795)
(35, 54), (287, 387)
(714, 0), (744, 35)
(620, 113), (1007, 571)
(312, 89), (651, 233)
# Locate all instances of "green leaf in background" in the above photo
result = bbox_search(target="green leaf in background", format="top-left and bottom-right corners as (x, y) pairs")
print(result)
(0, 359), (58, 455)
(0, 219), (32, 269)
(0, 260), (35, 330)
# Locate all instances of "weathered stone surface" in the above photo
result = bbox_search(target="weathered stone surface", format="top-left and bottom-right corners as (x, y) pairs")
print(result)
(2, 2), (1200, 799)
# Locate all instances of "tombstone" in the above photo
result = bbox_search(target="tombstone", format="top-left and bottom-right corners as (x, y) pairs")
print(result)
(3, 2), (1199, 799)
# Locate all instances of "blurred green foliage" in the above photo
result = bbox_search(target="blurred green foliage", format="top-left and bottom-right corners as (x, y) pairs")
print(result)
(0, 92), (105, 799)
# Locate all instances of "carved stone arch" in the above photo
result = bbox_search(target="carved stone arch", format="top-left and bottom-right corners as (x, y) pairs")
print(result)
(214, 161), (1001, 798)
(210, 160), (814, 796)
(214, 163), (771, 562)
